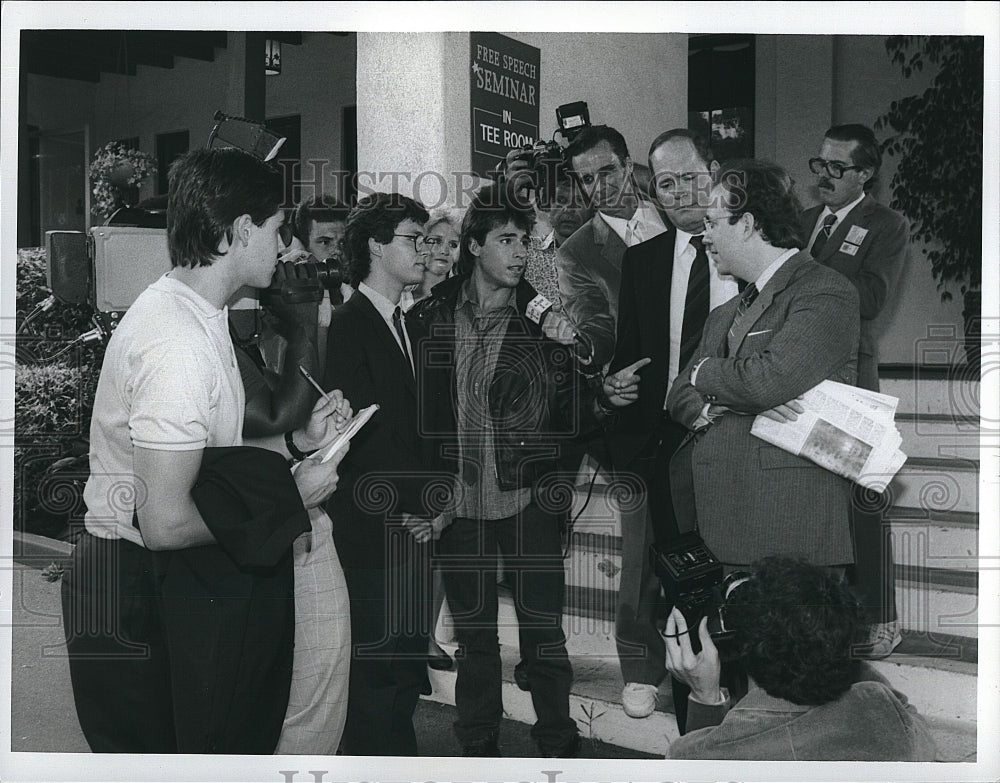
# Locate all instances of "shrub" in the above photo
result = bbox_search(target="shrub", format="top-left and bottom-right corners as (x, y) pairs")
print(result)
(14, 247), (103, 538)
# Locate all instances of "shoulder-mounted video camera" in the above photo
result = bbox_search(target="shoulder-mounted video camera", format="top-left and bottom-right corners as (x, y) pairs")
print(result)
(259, 255), (343, 307)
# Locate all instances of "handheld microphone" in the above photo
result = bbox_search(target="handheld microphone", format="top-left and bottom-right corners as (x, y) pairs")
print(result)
(520, 291), (594, 363)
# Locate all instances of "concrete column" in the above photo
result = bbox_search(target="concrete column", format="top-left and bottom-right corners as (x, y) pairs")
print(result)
(356, 32), (475, 208)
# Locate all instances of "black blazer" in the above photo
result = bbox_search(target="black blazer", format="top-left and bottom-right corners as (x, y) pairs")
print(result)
(605, 224), (687, 470)
(322, 289), (444, 570)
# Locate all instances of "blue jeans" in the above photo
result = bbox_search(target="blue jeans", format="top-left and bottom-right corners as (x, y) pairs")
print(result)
(437, 502), (577, 754)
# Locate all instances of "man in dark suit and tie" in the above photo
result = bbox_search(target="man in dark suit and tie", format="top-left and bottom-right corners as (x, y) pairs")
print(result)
(664, 159), (859, 569)
(598, 130), (738, 719)
(323, 192), (445, 755)
(802, 124), (910, 658)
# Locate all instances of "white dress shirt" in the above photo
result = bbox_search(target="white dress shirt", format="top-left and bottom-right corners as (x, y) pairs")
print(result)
(357, 281), (414, 374)
(600, 201), (667, 248)
(805, 191), (866, 251)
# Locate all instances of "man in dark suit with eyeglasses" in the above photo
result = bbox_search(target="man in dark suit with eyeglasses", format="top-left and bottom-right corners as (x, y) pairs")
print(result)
(801, 124), (910, 660)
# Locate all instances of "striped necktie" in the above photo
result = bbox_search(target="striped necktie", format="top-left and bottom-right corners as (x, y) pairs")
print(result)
(809, 213), (838, 257)
(679, 235), (711, 371)
(728, 282), (759, 341)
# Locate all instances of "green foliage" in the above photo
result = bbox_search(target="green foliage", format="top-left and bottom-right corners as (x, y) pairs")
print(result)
(16, 247), (103, 360)
(15, 363), (92, 439)
(14, 362), (93, 536)
(14, 247), (103, 537)
(875, 36), (984, 302)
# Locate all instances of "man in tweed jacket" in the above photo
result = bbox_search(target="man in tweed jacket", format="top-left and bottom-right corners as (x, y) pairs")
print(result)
(663, 160), (860, 567)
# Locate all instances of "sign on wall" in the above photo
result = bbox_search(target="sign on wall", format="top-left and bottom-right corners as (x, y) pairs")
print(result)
(470, 32), (540, 178)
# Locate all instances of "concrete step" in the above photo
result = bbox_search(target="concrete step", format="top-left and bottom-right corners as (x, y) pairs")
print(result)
(879, 367), (980, 418)
(888, 457), (979, 516)
(889, 515), (982, 573)
(895, 414), (981, 461)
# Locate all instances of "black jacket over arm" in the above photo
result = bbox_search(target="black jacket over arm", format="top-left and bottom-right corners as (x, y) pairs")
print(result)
(151, 446), (308, 754)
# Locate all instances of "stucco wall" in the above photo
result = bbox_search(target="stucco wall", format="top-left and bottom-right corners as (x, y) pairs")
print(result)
(357, 31), (687, 207)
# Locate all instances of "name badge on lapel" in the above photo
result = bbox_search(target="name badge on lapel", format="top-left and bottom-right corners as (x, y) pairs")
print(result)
(845, 225), (869, 245)
(839, 242), (860, 256)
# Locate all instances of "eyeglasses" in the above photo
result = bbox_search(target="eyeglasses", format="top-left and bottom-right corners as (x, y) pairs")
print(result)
(808, 157), (863, 180)
(423, 236), (460, 251)
(703, 213), (736, 232)
(393, 233), (428, 251)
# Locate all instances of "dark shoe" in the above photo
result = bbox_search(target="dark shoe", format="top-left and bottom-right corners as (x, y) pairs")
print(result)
(540, 733), (580, 758)
(462, 738), (500, 757)
(513, 659), (531, 691)
(428, 647), (454, 671)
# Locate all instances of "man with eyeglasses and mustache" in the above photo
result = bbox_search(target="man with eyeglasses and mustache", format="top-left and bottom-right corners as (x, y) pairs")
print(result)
(802, 124), (910, 660)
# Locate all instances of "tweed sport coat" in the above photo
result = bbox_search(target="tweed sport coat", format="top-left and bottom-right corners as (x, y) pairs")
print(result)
(800, 194), (908, 391)
(666, 250), (860, 566)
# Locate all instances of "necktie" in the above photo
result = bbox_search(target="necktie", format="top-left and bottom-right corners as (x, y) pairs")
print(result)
(392, 306), (414, 377)
(809, 213), (838, 258)
(729, 283), (759, 338)
(679, 235), (711, 372)
(625, 217), (643, 247)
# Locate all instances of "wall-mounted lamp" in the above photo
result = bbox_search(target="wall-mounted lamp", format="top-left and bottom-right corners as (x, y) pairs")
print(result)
(265, 39), (282, 76)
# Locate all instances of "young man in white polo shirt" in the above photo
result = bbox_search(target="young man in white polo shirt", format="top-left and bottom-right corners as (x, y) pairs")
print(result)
(62, 147), (350, 753)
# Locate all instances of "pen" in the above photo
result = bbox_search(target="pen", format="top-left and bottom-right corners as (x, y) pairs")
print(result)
(298, 365), (331, 403)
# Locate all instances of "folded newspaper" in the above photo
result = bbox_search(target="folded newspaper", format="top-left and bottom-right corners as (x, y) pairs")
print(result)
(751, 379), (907, 492)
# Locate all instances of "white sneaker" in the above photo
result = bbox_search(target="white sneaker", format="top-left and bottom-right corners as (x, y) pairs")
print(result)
(621, 682), (658, 718)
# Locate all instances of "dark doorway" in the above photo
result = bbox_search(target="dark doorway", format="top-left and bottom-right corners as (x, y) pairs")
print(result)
(156, 130), (190, 195)
(688, 35), (756, 161)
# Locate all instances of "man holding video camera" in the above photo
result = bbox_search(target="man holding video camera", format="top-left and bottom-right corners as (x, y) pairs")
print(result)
(61, 147), (353, 755)
(663, 557), (938, 761)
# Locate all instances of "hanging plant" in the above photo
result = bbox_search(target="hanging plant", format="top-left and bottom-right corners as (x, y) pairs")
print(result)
(90, 141), (157, 220)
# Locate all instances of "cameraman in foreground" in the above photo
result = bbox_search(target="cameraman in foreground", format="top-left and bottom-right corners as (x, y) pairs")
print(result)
(664, 557), (939, 761)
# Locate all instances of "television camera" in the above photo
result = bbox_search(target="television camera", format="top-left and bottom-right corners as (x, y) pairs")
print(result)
(43, 111), (336, 343)
(651, 533), (750, 659)
(492, 101), (591, 210)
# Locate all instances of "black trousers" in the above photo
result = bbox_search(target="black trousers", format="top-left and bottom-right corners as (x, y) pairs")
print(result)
(437, 502), (577, 754)
(61, 533), (177, 753)
(614, 417), (687, 687)
(848, 485), (898, 624)
(339, 533), (431, 756)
